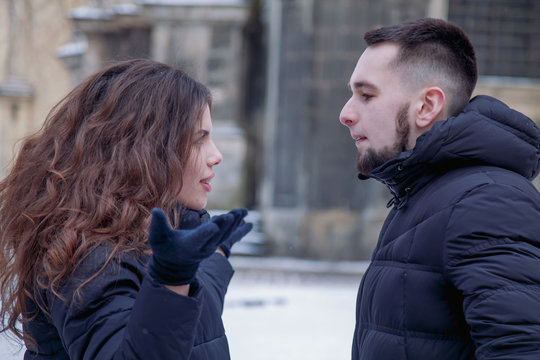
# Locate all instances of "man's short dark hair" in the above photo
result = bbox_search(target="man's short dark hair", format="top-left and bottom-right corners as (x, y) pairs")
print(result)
(364, 18), (478, 117)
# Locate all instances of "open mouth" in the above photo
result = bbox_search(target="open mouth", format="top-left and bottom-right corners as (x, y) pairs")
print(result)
(354, 136), (367, 145)
(200, 176), (214, 192)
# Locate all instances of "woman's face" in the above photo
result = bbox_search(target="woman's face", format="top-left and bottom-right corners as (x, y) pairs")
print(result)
(177, 105), (223, 210)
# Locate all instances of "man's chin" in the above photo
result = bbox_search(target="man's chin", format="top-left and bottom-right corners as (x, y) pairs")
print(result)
(356, 151), (379, 176)
(356, 171), (371, 180)
(356, 164), (372, 177)
(357, 145), (403, 176)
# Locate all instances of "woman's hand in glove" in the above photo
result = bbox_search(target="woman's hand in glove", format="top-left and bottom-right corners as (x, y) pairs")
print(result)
(217, 209), (253, 257)
(148, 207), (243, 286)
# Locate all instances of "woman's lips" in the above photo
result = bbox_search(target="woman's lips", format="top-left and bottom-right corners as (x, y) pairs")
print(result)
(200, 175), (214, 192)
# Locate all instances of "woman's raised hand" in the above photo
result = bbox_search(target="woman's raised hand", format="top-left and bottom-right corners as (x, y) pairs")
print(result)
(147, 207), (249, 285)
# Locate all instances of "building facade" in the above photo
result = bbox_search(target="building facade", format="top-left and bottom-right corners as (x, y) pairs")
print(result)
(258, 0), (540, 259)
(1, 0), (539, 260)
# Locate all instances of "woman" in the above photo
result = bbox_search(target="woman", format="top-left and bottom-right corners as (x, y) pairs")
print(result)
(0, 59), (251, 359)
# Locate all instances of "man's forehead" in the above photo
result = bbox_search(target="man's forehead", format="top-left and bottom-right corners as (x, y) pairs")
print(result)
(348, 44), (400, 88)
(356, 43), (399, 71)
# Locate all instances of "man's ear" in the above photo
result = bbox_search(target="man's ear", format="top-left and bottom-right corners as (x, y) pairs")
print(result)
(415, 87), (445, 129)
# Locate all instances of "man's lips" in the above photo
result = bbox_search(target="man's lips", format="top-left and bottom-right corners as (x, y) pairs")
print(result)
(353, 135), (367, 146)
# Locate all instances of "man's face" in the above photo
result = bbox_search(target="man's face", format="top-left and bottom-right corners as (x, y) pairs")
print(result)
(339, 43), (413, 176)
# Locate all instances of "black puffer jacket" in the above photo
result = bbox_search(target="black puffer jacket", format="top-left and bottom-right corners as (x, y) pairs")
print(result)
(352, 96), (540, 359)
(24, 210), (234, 360)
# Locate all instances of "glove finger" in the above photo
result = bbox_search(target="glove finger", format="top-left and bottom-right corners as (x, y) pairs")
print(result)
(148, 208), (173, 247)
(182, 221), (220, 247)
(210, 211), (233, 224)
(213, 208), (248, 241)
(232, 222), (253, 242)
(210, 212), (235, 233)
(230, 208), (248, 226)
(218, 221), (254, 258)
(185, 221), (231, 258)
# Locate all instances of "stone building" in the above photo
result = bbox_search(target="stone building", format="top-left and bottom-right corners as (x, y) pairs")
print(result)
(0, 0), (84, 171)
(257, 0), (540, 259)
(0, 0), (250, 210)
(0, 0), (539, 260)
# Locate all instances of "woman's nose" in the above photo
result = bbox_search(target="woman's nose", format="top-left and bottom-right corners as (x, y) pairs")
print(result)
(208, 141), (223, 166)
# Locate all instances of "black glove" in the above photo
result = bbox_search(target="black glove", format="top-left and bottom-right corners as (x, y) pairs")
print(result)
(218, 209), (253, 257)
(148, 207), (238, 285)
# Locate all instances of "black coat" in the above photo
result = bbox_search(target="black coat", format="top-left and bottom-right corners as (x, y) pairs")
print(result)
(24, 211), (234, 359)
(353, 96), (540, 359)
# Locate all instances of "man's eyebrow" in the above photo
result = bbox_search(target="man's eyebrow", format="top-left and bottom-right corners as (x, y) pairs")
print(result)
(349, 81), (378, 92)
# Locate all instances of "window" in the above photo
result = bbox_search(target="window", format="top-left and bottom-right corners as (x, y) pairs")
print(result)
(448, 0), (540, 78)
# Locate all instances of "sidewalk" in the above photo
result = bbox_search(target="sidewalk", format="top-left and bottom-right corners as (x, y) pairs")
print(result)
(224, 256), (368, 360)
(229, 256), (370, 278)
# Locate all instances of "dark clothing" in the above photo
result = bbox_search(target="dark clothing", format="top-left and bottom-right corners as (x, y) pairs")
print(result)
(353, 96), (540, 359)
(24, 211), (233, 359)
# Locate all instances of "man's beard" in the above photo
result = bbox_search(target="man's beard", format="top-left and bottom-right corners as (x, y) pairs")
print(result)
(356, 103), (410, 176)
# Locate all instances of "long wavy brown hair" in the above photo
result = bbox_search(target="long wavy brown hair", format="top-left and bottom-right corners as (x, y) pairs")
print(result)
(0, 59), (212, 341)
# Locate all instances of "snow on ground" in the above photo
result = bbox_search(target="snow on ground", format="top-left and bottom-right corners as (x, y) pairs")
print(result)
(224, 277), (359, 359)
(0, 256), (367, 359)
(0, 333), (23, 360)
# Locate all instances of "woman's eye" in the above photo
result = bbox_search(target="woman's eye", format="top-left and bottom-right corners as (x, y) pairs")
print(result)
(194, 130), (209, 145)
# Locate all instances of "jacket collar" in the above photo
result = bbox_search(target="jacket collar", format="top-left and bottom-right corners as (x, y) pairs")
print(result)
(177, 207), (210, 229)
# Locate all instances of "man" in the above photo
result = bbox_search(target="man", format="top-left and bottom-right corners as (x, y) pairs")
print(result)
(340, 18), (540, 359)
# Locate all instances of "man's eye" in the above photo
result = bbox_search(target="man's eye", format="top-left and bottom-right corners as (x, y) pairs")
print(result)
(362, 94), (373, 101)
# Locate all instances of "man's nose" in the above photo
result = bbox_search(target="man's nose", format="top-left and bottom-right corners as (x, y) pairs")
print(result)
(339, 98), (357, 127)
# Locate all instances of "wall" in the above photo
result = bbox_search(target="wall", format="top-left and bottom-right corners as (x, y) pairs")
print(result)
(260, 0), (432, 260)
(0, 0), (84, 173)
(259, 0), (540, 260)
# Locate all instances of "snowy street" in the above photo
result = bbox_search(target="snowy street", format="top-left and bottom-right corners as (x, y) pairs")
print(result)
(224, 256), (366, 360)
(0, 256), (368, 360)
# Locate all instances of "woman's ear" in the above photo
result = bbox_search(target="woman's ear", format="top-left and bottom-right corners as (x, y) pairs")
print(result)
(415, 87), (445, 129)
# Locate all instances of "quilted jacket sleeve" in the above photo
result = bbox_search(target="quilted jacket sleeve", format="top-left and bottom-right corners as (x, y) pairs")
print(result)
(198, 252), (235, 308)
(445, 181), (540, 359)
(189, 252), (235, 359)
(48, 247), (203, 360)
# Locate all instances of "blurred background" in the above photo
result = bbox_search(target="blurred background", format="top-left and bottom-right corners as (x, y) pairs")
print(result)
(0, 0), (539, 358)
(1, 0), (539, 261)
